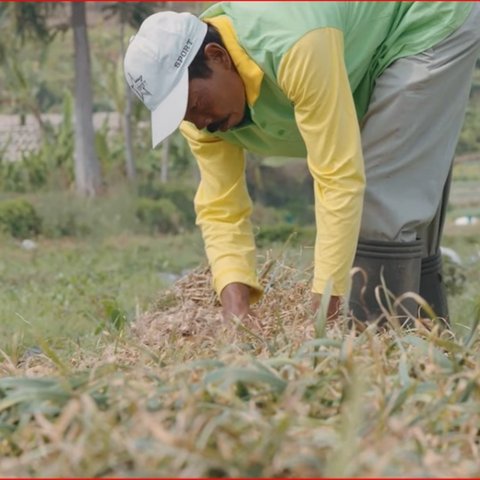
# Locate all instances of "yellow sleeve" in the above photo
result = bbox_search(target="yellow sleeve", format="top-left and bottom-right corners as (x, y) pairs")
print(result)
(278, 28), (365, 296)
(179, 121), (263, 303)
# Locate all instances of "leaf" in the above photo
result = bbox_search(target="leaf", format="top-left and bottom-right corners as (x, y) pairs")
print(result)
(203, 367), (287, 394)
(398, 353), (411, 387)
(385, 384), (415, 416)
(401, 335), (453, 370)
(173, 359), (225, 374)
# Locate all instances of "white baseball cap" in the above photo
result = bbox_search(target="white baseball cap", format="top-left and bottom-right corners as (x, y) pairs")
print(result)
(124, 11), (207, 148)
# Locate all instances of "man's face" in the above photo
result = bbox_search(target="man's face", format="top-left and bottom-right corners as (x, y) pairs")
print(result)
(184, 44), (246, 133)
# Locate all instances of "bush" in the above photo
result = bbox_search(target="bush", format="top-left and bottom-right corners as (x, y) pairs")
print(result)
(443, 258), (467, 297)
(34, 193), (93, 238)
(137, 182), (196, 227)
(41, 208), (91, 238)
(255, 223), (315, 248)
(251, 204), (288, 226)
(285, 202), (316, 225)
(135, 198), (185, 234)
(35, 189), (141, 239)
(0, 152), (49, 193)
(0, 199), (42, 238)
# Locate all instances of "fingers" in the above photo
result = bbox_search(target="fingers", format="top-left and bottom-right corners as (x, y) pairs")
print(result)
(311, 293), (342, 321)
(220, 282), (251, 321)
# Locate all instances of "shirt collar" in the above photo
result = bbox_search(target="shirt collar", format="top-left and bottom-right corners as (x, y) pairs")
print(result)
(205, 16), (264, 107)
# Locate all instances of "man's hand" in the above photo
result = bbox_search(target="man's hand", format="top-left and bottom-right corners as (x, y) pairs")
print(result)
(220, 282), (252, 321)
(311, 293), (341, 321)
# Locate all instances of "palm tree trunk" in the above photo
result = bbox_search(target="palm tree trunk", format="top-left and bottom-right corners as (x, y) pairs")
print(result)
(72, 2), (102, 197)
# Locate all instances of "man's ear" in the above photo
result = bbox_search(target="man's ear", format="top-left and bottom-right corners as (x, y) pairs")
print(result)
(204, 43), (232, 68)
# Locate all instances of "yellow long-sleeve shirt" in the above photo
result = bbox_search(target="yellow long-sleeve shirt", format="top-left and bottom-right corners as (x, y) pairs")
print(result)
(180, 16), (365, 301)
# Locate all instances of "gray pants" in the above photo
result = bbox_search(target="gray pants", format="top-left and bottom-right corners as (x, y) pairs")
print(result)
(360, 3), (480, 257)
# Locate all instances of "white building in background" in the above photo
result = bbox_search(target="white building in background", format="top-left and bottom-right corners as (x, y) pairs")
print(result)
(0, 112), (123, 162)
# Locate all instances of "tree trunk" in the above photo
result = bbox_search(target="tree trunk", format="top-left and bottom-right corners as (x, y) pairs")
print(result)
(120, 18), (136, 180)
(72, 2), (102, 197)
(161, 136), (170, 184)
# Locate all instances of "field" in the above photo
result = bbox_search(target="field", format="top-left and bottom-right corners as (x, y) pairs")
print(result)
(1, 161), (480, 476)
(1, 3), (480, 476)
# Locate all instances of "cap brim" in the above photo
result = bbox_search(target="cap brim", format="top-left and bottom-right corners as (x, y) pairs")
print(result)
(151, 69), (189, 148)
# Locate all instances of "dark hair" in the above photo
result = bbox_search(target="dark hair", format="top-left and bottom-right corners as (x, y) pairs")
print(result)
(188, 23), (225, 79)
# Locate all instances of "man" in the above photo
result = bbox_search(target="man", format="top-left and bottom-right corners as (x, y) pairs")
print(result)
(124, 3), (480, 325)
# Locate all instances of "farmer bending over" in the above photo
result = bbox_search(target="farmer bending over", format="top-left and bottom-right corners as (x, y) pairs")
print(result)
(124, 2), (480, 325)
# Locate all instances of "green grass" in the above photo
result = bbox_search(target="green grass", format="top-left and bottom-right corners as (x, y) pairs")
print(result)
(0, 171), (479, 476)
(452, 159), (480, 182)
(0, 232), (205, 351)
(448, 157), (480, 219)
(0, 237), (479, 475)
(0, 253), (479, 477)
(0, 8), (479, 474)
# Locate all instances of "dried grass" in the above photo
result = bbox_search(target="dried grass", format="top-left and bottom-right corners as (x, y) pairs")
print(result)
(1, 258), (480, 477)
(134, 260), (316, 361)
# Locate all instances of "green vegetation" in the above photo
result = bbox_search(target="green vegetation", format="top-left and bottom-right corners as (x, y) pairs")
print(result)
(1, 151), (478, 475)
(0, 4), (479, 477)
(135, 197), (187, 234)
(0, 187), (207, 351)
(457, 93), (480, 154)
(0, 198), (42, 238)
(0, 230), (205, 345)
(1, 252), (480, 477)
(255, 223), (315, 248)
